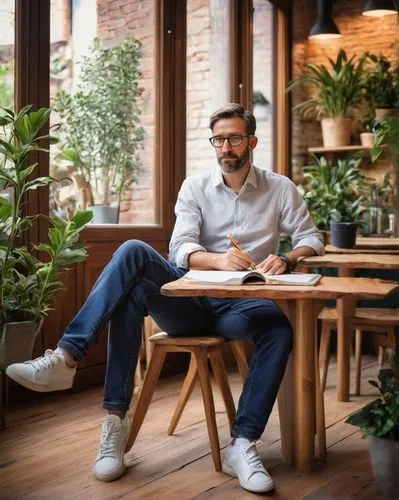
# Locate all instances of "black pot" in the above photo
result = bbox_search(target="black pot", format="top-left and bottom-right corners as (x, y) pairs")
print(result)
(330, 221), (357, 249)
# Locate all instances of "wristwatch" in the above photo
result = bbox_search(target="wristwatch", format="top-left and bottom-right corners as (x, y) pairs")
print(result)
(278, 254), (293, 273)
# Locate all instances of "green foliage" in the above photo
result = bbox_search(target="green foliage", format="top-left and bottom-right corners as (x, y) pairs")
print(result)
(363, 54), (399, 110)
(0, 62), (13, 110)
(346, 360), (399, 440)
(0, 106), (92, 327)
(287, 49), (366, 119)
(361, 115), (378, 133)
(54, 36), (145, 208)
(298, 156), (370, 230)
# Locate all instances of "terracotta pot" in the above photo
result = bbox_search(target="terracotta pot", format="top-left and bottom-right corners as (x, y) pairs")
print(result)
(321, 118), (352, 147)
(375, 109), (399, 122)
(360, 132), (376, 148)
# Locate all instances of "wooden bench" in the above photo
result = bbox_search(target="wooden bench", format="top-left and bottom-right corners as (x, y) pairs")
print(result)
(318, 307), (398, 394)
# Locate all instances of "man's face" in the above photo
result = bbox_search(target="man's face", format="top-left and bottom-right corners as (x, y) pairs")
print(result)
(211, 117), (257, 174)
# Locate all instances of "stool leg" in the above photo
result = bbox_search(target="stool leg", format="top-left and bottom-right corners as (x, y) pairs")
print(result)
(208, 349), (236, 431)
(319, 322), (332, 392)
(230, 341), (248, 381)
(355, 329), (362, 396)
(378, 346), (385, 369)
(125, 345), (166, 452)
(194, 347), (221, 471)
(168, 355), (198, 435)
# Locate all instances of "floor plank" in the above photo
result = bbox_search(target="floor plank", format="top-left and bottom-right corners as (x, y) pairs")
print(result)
(0, 355), (384, 499)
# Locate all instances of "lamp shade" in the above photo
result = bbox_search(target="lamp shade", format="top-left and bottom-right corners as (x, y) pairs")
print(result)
(308, 0), (341, 40)
(362, 0), (398, 16)
(309, 16), (341, 39)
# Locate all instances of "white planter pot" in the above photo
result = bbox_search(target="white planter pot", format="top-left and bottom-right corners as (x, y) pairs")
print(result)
(90, 205), (118, 224)
(360, 132), (376, 148)
(368, 434), (399, 498)
(321, 118), (352, 147)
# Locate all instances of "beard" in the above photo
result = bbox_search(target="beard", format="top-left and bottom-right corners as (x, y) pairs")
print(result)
(217, 147), (250, 173)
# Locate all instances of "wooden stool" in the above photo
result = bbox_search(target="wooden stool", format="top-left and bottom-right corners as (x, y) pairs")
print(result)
(125, 333), (239, 471)
(319, 307), (399, 395)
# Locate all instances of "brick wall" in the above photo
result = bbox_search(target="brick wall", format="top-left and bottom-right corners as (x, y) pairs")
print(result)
(291, 1), (399, 172)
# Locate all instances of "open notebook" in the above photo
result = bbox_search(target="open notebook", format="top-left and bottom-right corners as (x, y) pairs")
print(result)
(182, 270), (322, 286)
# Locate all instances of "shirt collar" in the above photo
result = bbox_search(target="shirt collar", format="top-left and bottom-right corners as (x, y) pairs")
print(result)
(211, 164), (258, 189)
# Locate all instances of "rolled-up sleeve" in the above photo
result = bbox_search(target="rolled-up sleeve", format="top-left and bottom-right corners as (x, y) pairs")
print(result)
(279, 179), (325, 256)
(169, 178), (207, 268)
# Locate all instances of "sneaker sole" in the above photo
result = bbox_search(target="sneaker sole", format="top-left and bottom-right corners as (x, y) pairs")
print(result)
(94, 462), (126, 482)
(5, 367), (74, 392)
(222, 461), (275, 493)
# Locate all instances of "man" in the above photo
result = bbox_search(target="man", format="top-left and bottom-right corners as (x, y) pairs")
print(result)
(7, 103), (323, 493)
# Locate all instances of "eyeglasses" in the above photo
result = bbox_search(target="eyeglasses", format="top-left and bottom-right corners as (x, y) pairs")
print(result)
(208, 135), (250, 148)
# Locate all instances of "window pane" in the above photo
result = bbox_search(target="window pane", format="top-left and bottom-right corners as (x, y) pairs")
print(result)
(0, 0), (15, 208)
(186, 0), (232, 176)
(252, 0), (274, 172)
(50, 0), (156, 225)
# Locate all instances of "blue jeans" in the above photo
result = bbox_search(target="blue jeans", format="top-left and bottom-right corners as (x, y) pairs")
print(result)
(58, 240), (292, 440)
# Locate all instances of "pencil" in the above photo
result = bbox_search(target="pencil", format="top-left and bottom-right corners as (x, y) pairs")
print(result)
(227, 234), (257, 271)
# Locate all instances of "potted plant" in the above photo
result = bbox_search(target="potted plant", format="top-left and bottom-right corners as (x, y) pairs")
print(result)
(0, 105), (92, 428)
(363, 54), (399, 122)
(346, 357), (399, 498)
(360, 116), (378, 148)
(371, 116), (399, 237)
(287, 49), (367, 147)
(298, 155), (369, 247)
(54, 36), (145, 224)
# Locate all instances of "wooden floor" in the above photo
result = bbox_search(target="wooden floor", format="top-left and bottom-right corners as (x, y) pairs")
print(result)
(0, 355), (384, 499)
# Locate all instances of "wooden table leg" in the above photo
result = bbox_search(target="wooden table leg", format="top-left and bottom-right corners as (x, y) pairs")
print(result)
(292, 298), (316, 472)
(336, 268), (356, 402)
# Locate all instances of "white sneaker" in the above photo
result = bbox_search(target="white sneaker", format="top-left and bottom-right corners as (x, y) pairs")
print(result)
(6, 348), (76, 392)
(93, 414), (131, 482)
(222, 438), (275, 493)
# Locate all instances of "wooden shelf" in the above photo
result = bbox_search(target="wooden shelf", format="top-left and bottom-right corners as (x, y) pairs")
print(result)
(308, 145), (369, 154)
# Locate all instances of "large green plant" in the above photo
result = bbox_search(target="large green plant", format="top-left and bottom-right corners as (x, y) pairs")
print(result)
(287, 49), (366, 119)
(55, 36), (145, 209)
(0, 106), (92, 326)
(346, 358), (399, 440)
(299, 156), (369, 230)
(363, 54), (399, 110)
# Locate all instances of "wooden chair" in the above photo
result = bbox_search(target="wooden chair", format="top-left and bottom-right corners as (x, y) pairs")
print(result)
(125, 333), (244, 471)
(318, 307), (399, 395)
(126, 328), (327, 471)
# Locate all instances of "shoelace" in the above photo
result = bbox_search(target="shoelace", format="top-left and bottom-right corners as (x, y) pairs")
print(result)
(27, 349), (63, 372)
(97, 420), (120, 459)
(241, 440), (266, 472)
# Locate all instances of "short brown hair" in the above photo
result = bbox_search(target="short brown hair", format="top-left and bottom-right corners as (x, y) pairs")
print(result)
(209, 103), (256, 135)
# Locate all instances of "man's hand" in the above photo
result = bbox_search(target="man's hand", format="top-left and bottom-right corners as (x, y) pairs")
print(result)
(215, 248), (254, 271)
(257, 254), (288, 275)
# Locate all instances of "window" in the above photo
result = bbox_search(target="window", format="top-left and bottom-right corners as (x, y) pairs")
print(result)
(49, 0), (157, 225)
(186, 0), (233, 176)
(0, 0), (15, 207)
(252, 0), (274, 171)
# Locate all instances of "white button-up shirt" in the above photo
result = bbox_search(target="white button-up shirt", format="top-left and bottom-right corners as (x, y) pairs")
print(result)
(169, 164), (324, 268)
